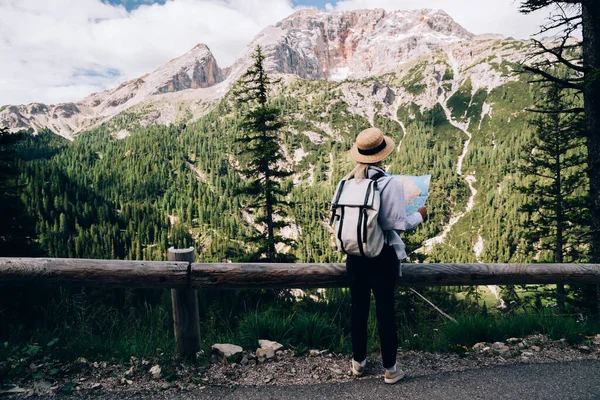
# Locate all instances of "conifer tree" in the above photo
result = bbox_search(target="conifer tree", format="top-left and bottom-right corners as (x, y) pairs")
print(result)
(233, 45), (294, 262)
(517, 83), (589, 309)
(0, 127), (35, 256)
(520, 1), (600, 265)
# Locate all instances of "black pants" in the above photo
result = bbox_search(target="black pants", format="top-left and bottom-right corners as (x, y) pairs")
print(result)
(347, 245), (398, 369)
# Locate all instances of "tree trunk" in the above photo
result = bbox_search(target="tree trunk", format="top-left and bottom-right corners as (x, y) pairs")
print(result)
(582, 0), (600, 312)
(264, 161), (275, 262)
(555, 134), (565, 311)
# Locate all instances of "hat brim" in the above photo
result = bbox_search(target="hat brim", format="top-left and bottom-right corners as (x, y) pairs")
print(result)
(350, 135), (395, 164)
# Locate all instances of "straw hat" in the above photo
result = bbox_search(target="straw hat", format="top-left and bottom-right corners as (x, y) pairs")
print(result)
(350, 127), (395, 164)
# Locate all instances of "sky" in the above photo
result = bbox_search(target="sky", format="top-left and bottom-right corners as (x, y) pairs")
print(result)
(0, 0), (556, 106)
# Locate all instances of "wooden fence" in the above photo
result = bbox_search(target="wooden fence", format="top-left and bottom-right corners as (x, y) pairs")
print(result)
(2, 247), (600, 359)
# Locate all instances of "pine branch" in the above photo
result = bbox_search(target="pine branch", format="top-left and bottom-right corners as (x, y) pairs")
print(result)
(522, 65), (584, 90)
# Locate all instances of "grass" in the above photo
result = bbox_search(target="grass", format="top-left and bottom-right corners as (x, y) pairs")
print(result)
(1, 289), (176, 363)
(2, 287), (599, 378)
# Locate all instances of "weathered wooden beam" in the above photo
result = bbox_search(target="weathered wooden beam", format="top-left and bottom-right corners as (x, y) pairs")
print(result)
(399, 263), (600, 286)
(168, 248), (201, 361)
(190, 262), (600, 288)
(190, 263), (348, 288)
(0, 258), (189, 288)
(2, 258), (600, 288)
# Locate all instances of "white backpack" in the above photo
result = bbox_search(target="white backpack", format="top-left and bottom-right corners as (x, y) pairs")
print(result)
(330, 172), (386, 258)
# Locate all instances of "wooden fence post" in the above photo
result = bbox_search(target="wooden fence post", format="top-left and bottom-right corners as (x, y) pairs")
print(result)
(168, 247), (200, 360)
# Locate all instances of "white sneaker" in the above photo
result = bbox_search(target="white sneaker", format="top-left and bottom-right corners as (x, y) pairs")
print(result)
(384, 368), (405, 384)
(351, 360), (364, 376)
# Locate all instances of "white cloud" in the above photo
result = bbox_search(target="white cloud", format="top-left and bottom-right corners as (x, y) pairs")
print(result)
(0, 0), (563, 106)
(326, 0), (553, 39)
(0, 0), (295, 105)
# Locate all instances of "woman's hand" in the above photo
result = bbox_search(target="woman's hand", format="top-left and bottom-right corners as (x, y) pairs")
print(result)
(417, 206), (428, 222)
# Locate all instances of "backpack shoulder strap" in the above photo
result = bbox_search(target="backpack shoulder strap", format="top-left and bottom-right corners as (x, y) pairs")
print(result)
(370, 170), (386, 190)
(370, 171), (386, 181)
(329, 179), (346, 225)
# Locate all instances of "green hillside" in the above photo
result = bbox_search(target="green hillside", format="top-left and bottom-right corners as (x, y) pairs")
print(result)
(8, 62), (541, 266)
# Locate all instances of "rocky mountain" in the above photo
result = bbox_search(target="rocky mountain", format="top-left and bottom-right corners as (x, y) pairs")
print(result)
(0, 8), (528, 140)
(1, 43), (225, 139)
(257, 8), (474, 80)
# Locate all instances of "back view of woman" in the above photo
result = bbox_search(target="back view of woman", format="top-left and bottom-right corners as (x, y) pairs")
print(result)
(339, 127), (427, 384)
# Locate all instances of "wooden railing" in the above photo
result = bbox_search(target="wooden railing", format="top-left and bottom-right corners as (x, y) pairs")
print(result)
(2, 248), (600, 359)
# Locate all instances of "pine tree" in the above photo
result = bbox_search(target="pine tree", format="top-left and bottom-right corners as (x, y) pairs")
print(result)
(0, 127), (36, 256)
(520, 1), (600, 267)
(233, 45), (295, 262)
(517, 83), (590, 310)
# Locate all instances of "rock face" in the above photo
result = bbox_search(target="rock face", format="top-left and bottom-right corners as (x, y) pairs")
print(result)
(275, 8), (473, 79)
(146, 44), (224, 94)
(1, 8), (516, 139)
(226, 8), (474, 83)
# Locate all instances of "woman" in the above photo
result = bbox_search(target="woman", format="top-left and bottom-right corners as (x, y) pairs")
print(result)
(345, 127), (427, 384)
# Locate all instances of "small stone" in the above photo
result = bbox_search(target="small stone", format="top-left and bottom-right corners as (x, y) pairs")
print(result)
(265, 347), (275, 359)
(473, 342), (486, 351)
(120, 377), (133, 385)
(482, 346), (491, 352)
(521, 356), (530, 361)
(33, 381), (53, 392)
(330, 367), (343, 375)
(91, 383), (102, 390)
(141, 360), (150, 366)
(492, 342), (505, 349)
(578, 345), (592, 354)
(496, 345), (510, 354)
(258, 339), (284, 352)
(149, 365), (161, 379)
(309, 349), (320, 357)
(313, 374), (320, 380)
(517, 343), (526, 349)
(240, 356), (249, 366)
(276, 350), (284, 356)
(530, 345), (541, 352)
(212, 343), (243, 359)
(521, 351), (534, 357)
(256, 348), (267, 363)
(76, 357), (88, 364)
(125, 366), (134, 376)
(264, 375), (273, 383)
(92, 362), (99, 368)
(506, 337), (521, 344)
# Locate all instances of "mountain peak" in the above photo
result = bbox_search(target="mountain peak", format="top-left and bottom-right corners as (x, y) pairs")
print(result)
(146, 43), (224, 95)
(245, 8), (474, 81)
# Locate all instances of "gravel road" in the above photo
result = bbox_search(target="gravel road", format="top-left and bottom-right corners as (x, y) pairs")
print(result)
(17, 360), (600, 399)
